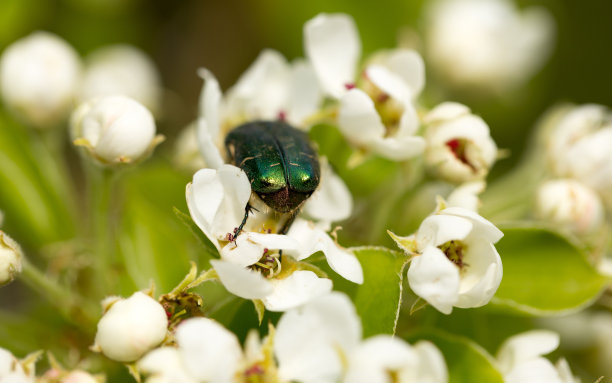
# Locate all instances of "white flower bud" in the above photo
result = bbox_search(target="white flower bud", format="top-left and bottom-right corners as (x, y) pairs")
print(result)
(0, 231), (22, 286)
(535, 179), (604, 236)
(0, 348), (32, 382)
(70, 95), (160, 165)
(0, 31), (81, 128)
(79, 45), (162, 115)
(424, 102), (497, 184)
(93, 291), (168, 362)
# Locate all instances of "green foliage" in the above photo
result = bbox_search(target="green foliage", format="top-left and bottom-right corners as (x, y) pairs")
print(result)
(492, 226), (609, 315)
(320, 246), (408, 337)
(405, 330), (504, 383)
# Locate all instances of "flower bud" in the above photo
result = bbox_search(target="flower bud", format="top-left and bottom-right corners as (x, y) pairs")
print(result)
(62, 370), (99, 383)
(535, 179), (604, 236)
(0, 348), (32, 382)
(93, 291), (168, 362)
(0, 31), (81, 128)
(70, 95), (161, 165)
(424, 102), (497, 184)
(79, 45), (162, 115)
(0, 231), (22, 286)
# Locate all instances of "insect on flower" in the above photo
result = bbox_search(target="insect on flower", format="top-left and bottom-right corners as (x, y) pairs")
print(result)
(224, 120), (321, 238)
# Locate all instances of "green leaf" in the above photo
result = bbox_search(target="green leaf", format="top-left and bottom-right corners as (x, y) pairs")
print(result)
(173, 207), (219, 260)
(493, 226), (609, 315)
(318, 246), (407, 337)
(404, 330), (504, 383)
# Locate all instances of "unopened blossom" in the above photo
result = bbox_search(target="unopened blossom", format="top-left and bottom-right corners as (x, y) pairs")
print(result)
(424, 102), (497, 184)
(93, 292), (168, 362)
(0, 231), (22, 286)
(496, 330), (580, 383)
(547, 104), (612, 208)
(275, 292), (447, 383)
(535, 179), (604, 236)
(0, 31), (81, 128)
(446, 181), (486, 211)
(79, 44), (162, 115)
(139, 317), (276, 383)
(304, 13), (425, 162)
(392, 207), (503, 314)
(70, 95), (161, 165)
(425, 0), (554, 91)
(186, 165), (361, 311)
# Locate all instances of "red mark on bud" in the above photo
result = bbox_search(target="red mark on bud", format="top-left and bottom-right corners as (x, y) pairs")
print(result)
(344, 82), (356, 90)
(245, 364), (264, 377)
(277, 110), (287, 121)
(445, 139), (473, 168)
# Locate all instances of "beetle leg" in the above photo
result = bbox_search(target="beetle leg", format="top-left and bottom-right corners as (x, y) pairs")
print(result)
(233, 203), (253, 242)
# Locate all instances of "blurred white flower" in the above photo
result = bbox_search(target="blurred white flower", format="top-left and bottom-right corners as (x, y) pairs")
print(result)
(425, 0), (555, 91)
(0, 348), (34, 383)
(93, 291), (168, 362)
(496, 330), (580, 383)
(395, 207), (503, 314)
(446, 181), (486, 211)
(0, 31), (81, 128)
(547, 104), (612, 209)
(79, 44), (162, 115)
(70, 95), (162, 165)
(535, 179), (604, 236)
(275, 292), (447, 383)
(139, 317), (278, 383)
(61, 370), (99, 383)
(304, 13), (425, 161)
(186, 165), (361, 311)
(0, 231), (22, 287)
(424, 102), (497, 184)
(173, 122), (206, 173)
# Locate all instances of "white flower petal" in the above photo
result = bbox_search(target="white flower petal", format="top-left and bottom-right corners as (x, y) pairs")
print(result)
(441, 207), (503, 243)
(225, 49), (289, 120)
(210, 165), (253, 238)
(424, 102), (470, 124)
(285, 59), (322, 126)
(366, 65), (412, 104)
(416, 214), (473, 250)
(186, 168), (225, 249)
(455, 242), (502, 308)
(338, 89), (385, 144)
(286, 219), (363, 284)
(413, 340), (449, 383)
(221, 232), (299, 267)
(304, 13), (361, 98)
(408, 246), (460, 314)
(262, 271), (332, 311)
(276, 292), (361, 382)
(176, 318), (243, 383)
(385, 49), (426, 97)
(211, 260), (273, 300)
(138, 347), (198, 383)
(496, 330), (560, 374)
(371, 135), (426, 161)
(504, 358), (563, 383)
(302, 160), (352, 224)
(447, 181), (486, 211)
(197, 68), (222, 142)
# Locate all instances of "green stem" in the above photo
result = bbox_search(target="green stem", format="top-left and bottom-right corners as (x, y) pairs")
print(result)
(19, 257), (97, 329)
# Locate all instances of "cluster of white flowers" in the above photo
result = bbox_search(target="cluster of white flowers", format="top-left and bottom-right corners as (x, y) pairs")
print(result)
(536, 104), (612, 238)
(391, 206), (503, 314)
(0, 32), (163, 165)
(424, 0), (555, 92)
(136, 292), (448, 383)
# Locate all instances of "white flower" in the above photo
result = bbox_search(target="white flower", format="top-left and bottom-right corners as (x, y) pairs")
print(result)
(400, 207), (503, 314)
(186, 165), (360, 311)
(0, 231), (22, 287)
(496, 330), (580, 383)
(425, 0), (554, 91)
(79, 44), (162, 115)
(139, 317), (274, 383)
(535, 179), (604, 235)
(0, 348), (34, 383)
(446, 181), (486, 211)
(0, 31), (81, 128)
(173, 123), (206, 172)
(547, 104), (612, 209)
(93, 291), (168, 362)
(424, 102), (497, 184)
(304, 13), (426, 161)
(275, 292), (447, 383)
(70, 95), (161, 165)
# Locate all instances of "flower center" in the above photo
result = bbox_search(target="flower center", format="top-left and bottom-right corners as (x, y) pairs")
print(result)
(359, 72), (403, 137)
(439, 240), (468, 269)
(244, 363), (265, 382)
(249, 248), (282, 278)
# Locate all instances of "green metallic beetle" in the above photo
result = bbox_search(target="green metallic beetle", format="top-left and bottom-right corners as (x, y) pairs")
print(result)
(225, 120), (321, 238)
